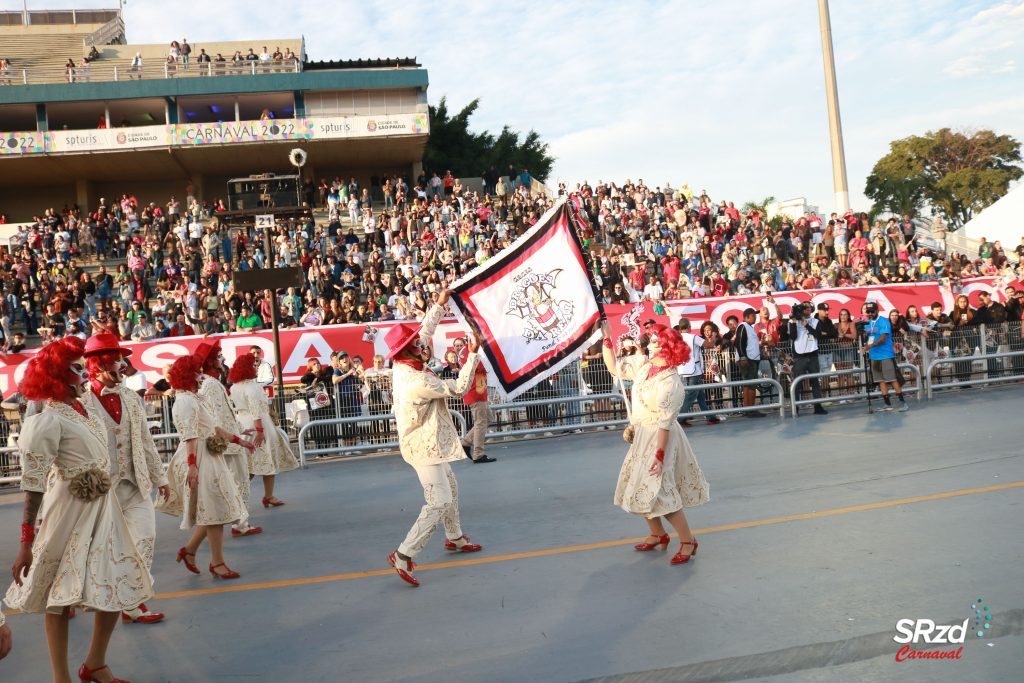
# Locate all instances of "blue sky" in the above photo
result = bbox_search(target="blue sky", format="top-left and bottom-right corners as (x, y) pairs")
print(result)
(24, 0), (1024, 213)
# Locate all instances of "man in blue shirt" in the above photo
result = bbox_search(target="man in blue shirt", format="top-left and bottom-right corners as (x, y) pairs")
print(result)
(862, 301), (908, 412)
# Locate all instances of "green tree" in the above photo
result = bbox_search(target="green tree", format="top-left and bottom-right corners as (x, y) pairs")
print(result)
(741, 196), (776, 216)
(865, 128), (1022, 229)
(423, 97), (555, 183)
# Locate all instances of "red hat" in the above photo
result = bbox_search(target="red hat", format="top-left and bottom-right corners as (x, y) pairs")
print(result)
(383, 323), (422, 361)
(194, 340), (222, 368)
(83, 333), (131, 358)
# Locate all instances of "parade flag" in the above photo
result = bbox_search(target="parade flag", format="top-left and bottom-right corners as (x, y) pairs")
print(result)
(448, 199), (602, 400)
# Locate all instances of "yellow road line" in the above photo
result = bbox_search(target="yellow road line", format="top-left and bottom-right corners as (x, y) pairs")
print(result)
(6, 480), (1023, 614)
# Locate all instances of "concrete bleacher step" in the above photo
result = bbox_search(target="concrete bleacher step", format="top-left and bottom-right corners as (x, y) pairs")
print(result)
(1, 34), (303, 83)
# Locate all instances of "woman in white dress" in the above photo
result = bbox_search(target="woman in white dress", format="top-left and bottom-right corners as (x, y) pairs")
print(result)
(602, 323), (710, 565)
(227, 355), (298, 508)
(156, 356), (255, 580)
(7, 336), (152, 683)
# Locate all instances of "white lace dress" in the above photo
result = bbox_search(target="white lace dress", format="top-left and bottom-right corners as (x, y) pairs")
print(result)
(4, 402), (153, 614)
(199, 377), (250, 511)
(614, 356), (710, 518)
(230, 380), (298, 476)
(156, 392), (246, 529)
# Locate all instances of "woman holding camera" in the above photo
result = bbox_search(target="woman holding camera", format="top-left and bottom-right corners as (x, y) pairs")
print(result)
(602, 323), (709, 566)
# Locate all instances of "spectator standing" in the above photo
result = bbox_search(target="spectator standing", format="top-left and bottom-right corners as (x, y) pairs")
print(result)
(734, 308), (766, 417)
(461, 362), (496, 463)
(180, 39), (192, 68)
(677, 317), (720, 426)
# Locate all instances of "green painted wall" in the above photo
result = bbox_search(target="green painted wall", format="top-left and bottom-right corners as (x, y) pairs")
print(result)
(0, 69), (429, 105)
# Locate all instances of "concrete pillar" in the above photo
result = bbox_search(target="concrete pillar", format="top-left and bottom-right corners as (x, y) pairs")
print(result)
(410, 161), (423, 185)
(293, 90), (305, 118)
(817, 0), (850, 214)
(75, 179), (95, 212)
(165, 97), (178, 124)
(35, 103), (47, 131)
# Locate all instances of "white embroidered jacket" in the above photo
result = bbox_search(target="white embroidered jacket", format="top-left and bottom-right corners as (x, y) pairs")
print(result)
(81, 385), (168, 495)
(392, 304), (479, 467)
(198, 375), (242, 455)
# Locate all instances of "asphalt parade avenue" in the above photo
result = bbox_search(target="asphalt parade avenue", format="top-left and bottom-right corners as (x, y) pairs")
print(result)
(1, 386), (1022, 683)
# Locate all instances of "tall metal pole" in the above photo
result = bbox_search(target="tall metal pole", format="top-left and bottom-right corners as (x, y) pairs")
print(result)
(264, 223), (286, 401)
(817, 0), (850, 214)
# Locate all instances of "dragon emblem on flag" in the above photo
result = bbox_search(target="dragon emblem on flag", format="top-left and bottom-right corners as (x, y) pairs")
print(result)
(506, 268), (575, 343)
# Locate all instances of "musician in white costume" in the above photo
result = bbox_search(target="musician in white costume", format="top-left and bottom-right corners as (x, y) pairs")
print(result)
(81, 333), (170, 625)
(385, 290), (485, 587)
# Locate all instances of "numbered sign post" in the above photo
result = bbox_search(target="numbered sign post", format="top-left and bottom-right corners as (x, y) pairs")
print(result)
(232, 213), (303, 400)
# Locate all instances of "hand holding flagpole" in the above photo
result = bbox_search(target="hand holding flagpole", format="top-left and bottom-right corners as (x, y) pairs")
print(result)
(600, 319), (633, 424)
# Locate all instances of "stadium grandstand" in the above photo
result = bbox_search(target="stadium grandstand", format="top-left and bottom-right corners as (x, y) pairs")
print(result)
(0, 5), (429, 220)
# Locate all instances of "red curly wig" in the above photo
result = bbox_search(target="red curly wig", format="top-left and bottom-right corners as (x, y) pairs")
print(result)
(19, 337), (87, 402)
(168, 355), (202, 393)
(86, 350), (125, 379)
(227, 354), (258, 384)
(648, 324), (690, 367)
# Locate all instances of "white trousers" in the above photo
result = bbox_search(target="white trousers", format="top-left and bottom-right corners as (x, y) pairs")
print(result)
(397, 462), (463, 558)
(115, 480), (156, 578)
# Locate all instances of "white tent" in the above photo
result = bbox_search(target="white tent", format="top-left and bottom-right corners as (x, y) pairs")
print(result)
(959, 182), (1024, 249)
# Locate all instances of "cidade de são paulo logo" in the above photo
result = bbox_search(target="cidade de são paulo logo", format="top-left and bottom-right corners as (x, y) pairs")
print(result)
(892, 598), (991, 662)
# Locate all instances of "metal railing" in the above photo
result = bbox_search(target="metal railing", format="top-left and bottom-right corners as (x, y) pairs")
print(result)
(674, 378), (786, 419)
(790, 363), (922, 415)
(296, 409), (467, 467)
(82, 14), (124, 49)
(925, 349), (1024, 398)
(3, 58), (301, 86)
(488, 392), (629, 438)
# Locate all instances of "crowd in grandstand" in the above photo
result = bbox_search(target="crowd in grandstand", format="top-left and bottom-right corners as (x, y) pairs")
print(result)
(1, 173), (1023, 433)
(2, 176), (1021, 347)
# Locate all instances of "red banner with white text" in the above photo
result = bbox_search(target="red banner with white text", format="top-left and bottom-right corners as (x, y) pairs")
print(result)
(0, 278), (1010, 398)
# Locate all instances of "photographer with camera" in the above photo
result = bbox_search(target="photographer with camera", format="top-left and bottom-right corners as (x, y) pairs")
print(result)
(861, 301), (908, 412)
(782, 302), (828, 415)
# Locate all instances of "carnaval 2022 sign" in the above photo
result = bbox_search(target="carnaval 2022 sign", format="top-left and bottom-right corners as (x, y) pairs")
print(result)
(0, 113), (428, 158)
(0, 279), (1007, 398)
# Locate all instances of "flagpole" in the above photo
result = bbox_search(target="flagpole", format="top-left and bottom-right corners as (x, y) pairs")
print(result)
(566, 198), (633, 423)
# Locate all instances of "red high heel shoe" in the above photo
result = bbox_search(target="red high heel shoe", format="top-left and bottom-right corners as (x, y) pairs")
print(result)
(209, 562), (241, 579)
(262, 496), (285, 508)
(78, 663), (129, 682)
(231, 525), (263, 537)
(176, 547), (199, 575)
(444, 534), (483, 552)
(634, 534), (671, 551)
(671, 538), (699, 564)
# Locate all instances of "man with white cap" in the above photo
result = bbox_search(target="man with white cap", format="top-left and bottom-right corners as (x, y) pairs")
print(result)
(385, 290), (484, 587)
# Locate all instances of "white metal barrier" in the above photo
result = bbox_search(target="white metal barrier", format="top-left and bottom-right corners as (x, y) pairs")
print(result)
(925, 349), (1024, 399)
(296, 410), (467, 467)
(789, 363), (922, 416)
